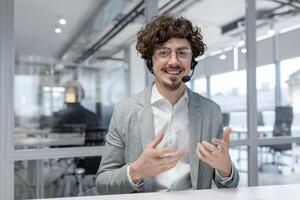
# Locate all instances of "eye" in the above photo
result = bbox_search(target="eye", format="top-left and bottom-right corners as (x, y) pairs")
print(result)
(157, 49), (170, 57)
(177, 49), (191, 57)
(178, 50), (187, 56)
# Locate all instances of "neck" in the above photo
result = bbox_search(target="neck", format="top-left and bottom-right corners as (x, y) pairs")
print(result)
(155, 82), (186, 106)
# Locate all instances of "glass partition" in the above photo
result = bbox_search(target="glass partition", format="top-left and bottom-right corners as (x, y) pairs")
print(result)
(255, 0), (300, 186)
(14, 0), (138, 150)
(15, 156), (101, 199)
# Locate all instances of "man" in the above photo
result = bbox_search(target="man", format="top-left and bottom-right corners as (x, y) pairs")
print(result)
(96, 15), (239, 194)
(51, 80), (100, 134)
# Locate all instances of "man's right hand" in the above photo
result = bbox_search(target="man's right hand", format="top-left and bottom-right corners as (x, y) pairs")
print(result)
(129, 132), (184, 183)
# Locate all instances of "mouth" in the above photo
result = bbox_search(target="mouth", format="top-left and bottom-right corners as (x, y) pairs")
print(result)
(163, 68), (184, 76)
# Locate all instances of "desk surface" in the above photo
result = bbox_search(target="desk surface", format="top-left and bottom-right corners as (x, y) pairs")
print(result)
(232, 125), (300, 134)
(232, 125), (273, 133)
(39, 184), (300, 200)
(14, 133), (85, 148)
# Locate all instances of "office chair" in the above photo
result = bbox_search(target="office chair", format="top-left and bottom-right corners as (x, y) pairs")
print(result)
(257, 111), (265, 126)
(222, 113), (230, 127)
(260, 106), (294, 173)
(74, 127), (107, 196)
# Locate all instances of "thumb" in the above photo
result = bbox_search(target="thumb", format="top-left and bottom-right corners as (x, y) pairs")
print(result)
(149, 132), (164, 148)
(223, 127), (231, 144)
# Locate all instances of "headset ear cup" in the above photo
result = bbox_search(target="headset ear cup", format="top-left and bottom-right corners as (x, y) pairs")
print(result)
(145, 59), (154, 74)
(191, 59), (198, 70)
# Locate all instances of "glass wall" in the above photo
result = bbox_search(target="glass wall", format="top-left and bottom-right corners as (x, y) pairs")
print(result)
(14, 0), (140, 198)
(193, 77), (207, 97)
(189, 0), (300, 187)
(14, 61), (128, 150)
(15, 157), (101, 199)
(255, 0), (300, 185)
(210, 70), (247, 130)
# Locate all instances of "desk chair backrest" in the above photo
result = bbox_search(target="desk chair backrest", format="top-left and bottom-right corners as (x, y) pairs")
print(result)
(84, 127), (107, 146)
(222, 113), (230, 127)
(76, 127), (107, 175)
(257, 111), (265, 126)
(272, 106), (293, 151)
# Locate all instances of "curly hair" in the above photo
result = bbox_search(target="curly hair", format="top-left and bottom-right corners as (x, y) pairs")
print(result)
(136, 15), (206, 60)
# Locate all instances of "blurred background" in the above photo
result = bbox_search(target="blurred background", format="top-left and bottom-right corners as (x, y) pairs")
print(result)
(2, 0), (300, 199)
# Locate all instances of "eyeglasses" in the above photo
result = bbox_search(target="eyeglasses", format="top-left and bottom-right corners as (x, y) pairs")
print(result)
(154, 47), (192, 62)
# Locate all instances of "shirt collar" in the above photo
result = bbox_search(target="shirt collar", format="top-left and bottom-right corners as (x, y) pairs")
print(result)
(151, 84), (189, 105)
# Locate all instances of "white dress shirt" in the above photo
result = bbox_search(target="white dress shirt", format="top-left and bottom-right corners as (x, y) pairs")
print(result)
(127, 84), (233, 191)
(151, 84), (191, 191)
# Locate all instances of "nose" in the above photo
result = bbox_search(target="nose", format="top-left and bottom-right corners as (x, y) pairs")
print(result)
(167, 51), (179, 66)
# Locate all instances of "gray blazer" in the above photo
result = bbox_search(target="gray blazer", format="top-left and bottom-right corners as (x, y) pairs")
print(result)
(96, 87), (239, 195)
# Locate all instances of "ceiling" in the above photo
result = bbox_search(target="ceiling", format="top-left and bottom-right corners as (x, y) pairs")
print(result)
(15, 0), (300, 65)
(15, 0), (104, 60)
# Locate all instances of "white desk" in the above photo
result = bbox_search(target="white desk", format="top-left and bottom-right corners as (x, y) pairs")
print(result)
(232, 125), (273, 138)
(36, 184), (300, 200)
(232, 125), (300, 137)
(14, 128), (51, 137)
(14, 134), (85, 148)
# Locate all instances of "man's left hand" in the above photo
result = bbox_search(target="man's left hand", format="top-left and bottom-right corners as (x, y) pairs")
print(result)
(195, 127), (232, 177)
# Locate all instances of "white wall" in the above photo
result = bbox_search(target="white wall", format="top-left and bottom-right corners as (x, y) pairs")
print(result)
(128, 42), (147, 95)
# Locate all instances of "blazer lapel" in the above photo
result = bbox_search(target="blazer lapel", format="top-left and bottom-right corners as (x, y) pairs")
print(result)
(136, 87), (155, 149)
(136, 87), (155, 191)
(187, 89), (202, 189)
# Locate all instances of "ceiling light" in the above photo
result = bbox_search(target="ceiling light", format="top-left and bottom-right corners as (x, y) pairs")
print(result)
(241, 48), (247, 54)
(238, 40), (245, 46)
(55, 27), (62, 34)
(219, 54), (226, 60)
(268, 29), (276, 35)
(59, 18), (67, 25)
(268, 23), (276, 36)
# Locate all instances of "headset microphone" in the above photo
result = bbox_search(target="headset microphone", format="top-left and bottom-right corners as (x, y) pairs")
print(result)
(182, 58), (197, 82)
(181, 68), (195, 82)
(181, 75), (191, 82)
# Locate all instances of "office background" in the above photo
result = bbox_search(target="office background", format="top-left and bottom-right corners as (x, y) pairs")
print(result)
(1, 0), (300, 199)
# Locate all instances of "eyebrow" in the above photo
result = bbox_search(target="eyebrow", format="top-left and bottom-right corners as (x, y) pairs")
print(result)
(157, 46), (191, 50)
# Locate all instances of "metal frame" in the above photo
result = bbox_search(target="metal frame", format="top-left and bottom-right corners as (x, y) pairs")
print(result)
(273, 34), (282, 106)
(245, 0), (259, 186)
(14, 146), (104, 161)
(206, 76), (211, 98)
(145, 0), (158, 86)
(0, 0), (14, 199)
(145, 0), (158, 22)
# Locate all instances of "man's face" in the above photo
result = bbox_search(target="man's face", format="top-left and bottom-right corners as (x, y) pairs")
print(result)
(152, 38), (192, 91)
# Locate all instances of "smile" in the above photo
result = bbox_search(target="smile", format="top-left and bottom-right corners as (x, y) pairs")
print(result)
(163, 69), (183, 75)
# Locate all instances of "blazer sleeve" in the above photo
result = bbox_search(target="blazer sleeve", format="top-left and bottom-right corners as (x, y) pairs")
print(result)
(213, 122), (239, 188)
(96, 107), (137, 195)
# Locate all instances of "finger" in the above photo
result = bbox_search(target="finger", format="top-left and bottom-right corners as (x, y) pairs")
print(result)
(162, 159), (178, 171)
(202, 141), (216, 152)
(197, 143), (211, 158)
(161, 149), (184, 161)
(148, 132), (164, 148)
(223, 127), (232, 144)
(172, 149), (185, 160)
(167, 161), (177, 170)
(211, 138), (227, 149)
(155, 147), (175, 157)
(164, 150), (185, 166)
(195, 147), (209, 163)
